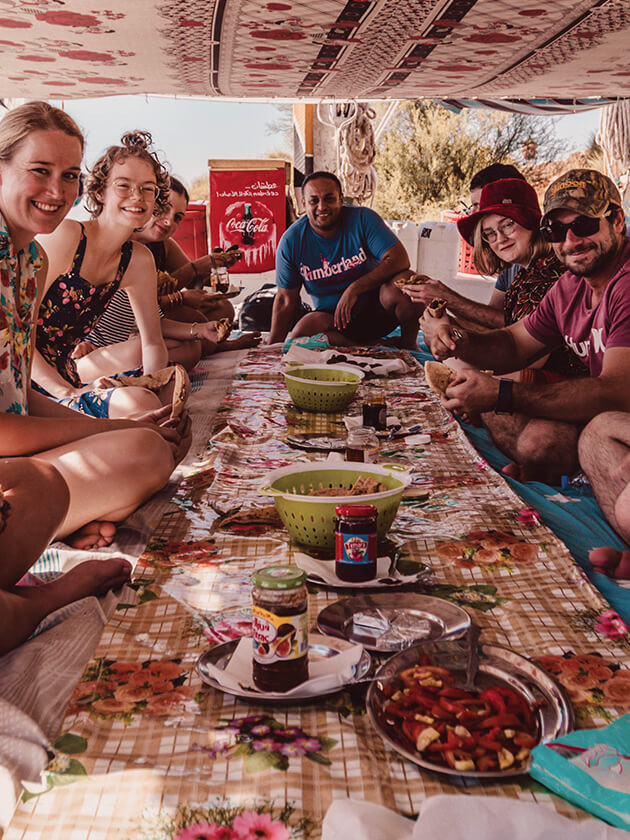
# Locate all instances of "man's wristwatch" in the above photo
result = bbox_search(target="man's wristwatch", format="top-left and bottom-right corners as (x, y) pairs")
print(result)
(495, 378), (514, 415)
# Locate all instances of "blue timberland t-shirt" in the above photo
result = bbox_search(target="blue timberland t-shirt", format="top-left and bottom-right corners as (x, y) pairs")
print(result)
(275, 206), (399, 311)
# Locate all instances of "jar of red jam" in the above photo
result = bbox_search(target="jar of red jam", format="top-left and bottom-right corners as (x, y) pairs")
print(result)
(251, 566), (309, 692)
(335, 504), (378, 582)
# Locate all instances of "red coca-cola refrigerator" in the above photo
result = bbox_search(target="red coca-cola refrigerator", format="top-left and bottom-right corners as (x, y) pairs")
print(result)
(208, 159), (290, 274)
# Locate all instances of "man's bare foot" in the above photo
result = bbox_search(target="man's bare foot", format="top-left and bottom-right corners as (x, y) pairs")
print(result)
(501, 463), (521, 480)
(0, 558), (132, 654)
(613, 451), (630, 484)
(589, 547), (630, 580)
(65, 521), (117, 550)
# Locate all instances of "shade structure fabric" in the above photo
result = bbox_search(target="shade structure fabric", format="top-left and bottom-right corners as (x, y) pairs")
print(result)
(2, 0), (630, 102)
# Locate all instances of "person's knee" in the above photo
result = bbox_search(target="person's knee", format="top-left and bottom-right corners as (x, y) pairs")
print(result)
(3, 458), (70, 526)
(290, 311), (332, 337)
(110, 386), (162, 416)
(517, 422), (578, 470)
(580, 411), (624, 452)
(123, 428), (174, 490)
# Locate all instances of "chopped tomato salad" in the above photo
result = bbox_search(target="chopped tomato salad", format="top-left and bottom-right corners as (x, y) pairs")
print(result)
(379, 661), (539, 772)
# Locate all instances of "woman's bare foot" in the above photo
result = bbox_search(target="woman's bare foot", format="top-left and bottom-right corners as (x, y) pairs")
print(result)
(0, 558), (132, 654)
(65, 520), (117, 550)
(589, 547), (630, 579)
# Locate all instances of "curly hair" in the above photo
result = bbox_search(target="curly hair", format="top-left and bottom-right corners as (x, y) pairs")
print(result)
(472, 216), (552, 275)
(85, 130), (170, 218)
(0, 100), (84, 162)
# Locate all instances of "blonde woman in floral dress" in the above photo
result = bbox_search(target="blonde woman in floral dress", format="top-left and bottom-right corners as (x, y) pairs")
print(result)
(0, 102), (190, 651)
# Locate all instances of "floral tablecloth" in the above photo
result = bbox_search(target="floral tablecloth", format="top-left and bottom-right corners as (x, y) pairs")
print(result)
(6, 345), (630, 840)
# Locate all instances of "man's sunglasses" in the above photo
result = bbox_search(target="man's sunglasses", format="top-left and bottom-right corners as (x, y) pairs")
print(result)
(540, 210), (615, 243)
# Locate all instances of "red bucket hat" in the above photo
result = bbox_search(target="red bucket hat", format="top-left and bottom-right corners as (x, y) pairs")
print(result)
(457, 178), (541, 245)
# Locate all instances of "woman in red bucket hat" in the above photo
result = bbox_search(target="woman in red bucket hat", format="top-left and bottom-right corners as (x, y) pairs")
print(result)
(414, 178), (588, 383)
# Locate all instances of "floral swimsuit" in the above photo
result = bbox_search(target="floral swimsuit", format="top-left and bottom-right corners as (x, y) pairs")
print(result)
(34, 224), (133, 417)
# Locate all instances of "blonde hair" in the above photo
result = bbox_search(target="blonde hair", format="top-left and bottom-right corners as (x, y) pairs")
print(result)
(0, 100), (84, 162)
(472, 215), (551, 275)
(85, 130), (170, 218)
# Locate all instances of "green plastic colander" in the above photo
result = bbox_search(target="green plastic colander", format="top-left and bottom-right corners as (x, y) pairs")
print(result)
(259, 461), (411, 550)
(282, 364), (364, 413)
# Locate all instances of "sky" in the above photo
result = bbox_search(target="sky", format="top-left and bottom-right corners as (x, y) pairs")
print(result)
(51, 95), (602, 190)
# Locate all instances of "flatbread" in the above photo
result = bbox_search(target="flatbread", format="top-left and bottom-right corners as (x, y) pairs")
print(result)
(424, 361), (456, 397)
(118, 363), (189, 421)
(395, 274), (426, 286)
(215, 317), (233, 343)
(427, 298), (447, 318)
(435, 530), (540, 568)
(213, 505), (283, 531)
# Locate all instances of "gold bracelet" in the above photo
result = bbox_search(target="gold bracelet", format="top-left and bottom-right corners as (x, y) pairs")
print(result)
(190, 322), (198, 339)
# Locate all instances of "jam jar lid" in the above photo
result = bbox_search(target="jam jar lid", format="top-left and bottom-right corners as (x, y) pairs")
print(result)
(335, 504), (377, 518)
(252, 565), (306, 590)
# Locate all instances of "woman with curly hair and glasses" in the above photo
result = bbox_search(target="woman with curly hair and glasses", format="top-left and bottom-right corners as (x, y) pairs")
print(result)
(32, 130), (181, 419)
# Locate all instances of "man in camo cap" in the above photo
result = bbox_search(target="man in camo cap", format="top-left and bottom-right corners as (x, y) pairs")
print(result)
(419, 168), (630, 487)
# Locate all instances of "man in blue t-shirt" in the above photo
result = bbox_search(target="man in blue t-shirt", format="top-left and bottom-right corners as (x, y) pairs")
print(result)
(269, 171), (421, 348)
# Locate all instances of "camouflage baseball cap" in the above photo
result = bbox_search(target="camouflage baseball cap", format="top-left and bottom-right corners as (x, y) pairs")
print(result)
(542, 169), (621, 223)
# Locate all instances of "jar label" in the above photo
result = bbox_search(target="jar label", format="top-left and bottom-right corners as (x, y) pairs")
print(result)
(252, 605), (308, 663)
(336, 532), (377, 565)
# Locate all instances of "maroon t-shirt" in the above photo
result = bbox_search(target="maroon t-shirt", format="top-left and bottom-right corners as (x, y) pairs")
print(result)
(523, 239), (630, 377)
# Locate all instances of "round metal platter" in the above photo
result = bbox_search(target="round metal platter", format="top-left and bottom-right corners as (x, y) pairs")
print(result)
(366, 639), (574, 779)
(317, 593), (470, 652)
(285, 433), (347, 452)
(197, 636), (372, 702)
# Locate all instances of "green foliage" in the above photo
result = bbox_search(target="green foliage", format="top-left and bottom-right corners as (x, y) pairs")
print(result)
(372, 102), (567, 220)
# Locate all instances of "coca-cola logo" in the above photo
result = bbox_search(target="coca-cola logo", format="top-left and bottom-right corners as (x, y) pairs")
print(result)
(225, 216), (269, 234)
(220, 199), (274, 249)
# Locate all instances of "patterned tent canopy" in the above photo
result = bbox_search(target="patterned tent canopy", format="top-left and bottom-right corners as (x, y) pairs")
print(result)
(2, 0), (630, 102)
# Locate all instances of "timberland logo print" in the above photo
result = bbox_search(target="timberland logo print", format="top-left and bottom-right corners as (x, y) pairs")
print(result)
(299, 247), (367, 283)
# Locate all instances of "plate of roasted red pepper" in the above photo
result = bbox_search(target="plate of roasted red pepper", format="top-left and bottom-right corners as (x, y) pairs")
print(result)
(367, 638), (573, 778)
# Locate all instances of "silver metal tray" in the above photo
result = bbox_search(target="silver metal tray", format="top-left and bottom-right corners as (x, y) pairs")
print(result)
(197, 637), (372, 702)
(286, 433), (347, 452)
(366, 639), (574, 779)
(317, 593), (470, 652)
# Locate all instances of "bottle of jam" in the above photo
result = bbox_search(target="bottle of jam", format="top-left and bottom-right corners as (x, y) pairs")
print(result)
(345, 427), (379, 463)
(335, 504), (378, 582)
(362, 387), (387, 431)
(251, 566), (308, 692)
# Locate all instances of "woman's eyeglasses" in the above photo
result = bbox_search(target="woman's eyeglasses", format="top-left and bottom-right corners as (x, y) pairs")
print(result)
(539, 211), (613, 243)
(111, 180), (158, 200)
(481, 218), (516, 244)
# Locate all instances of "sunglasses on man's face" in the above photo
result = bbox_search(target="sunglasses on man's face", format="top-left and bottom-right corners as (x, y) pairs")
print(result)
(540, 210), (615, 243)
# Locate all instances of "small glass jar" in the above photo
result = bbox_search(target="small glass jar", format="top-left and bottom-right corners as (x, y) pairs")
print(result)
(251, 566), (308, 692)
(345, 426), (380, 463)
(335, 504), (378, 582)
(362, 387), (387, 431)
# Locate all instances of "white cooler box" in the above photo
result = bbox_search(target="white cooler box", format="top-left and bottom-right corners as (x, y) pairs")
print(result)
(385, 220), (419, 272)
(416, 220), (460, 282)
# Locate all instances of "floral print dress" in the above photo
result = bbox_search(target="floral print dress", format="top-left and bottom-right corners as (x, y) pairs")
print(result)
(0, 212), (41, 533)
(34, 224), (133, 417)
(0, 212), (41, 416)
